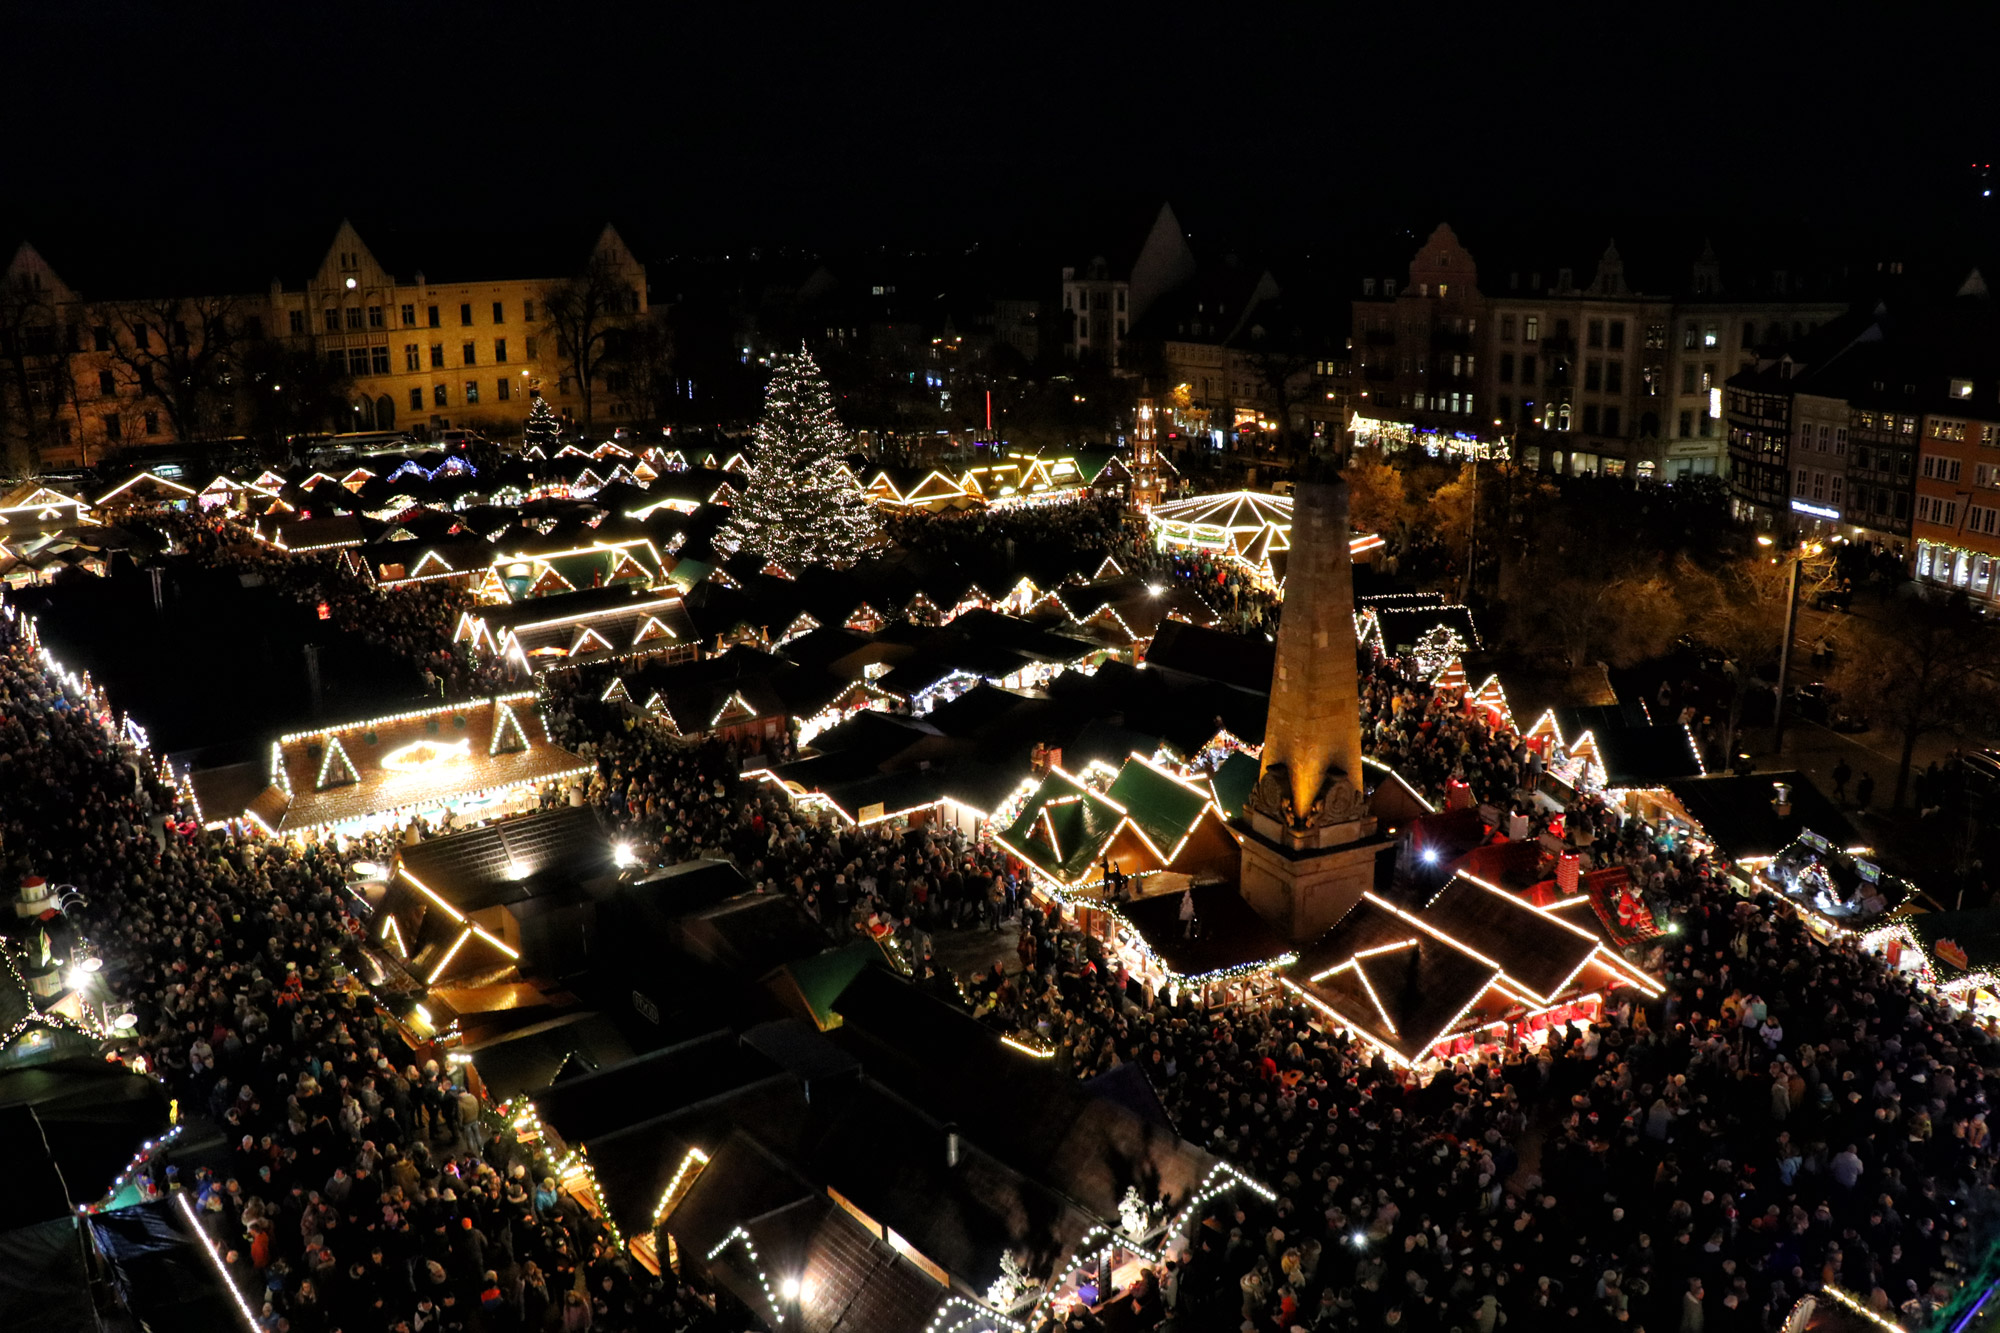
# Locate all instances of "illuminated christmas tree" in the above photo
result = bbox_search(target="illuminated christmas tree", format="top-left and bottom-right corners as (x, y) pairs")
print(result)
(721, 346), (878, 568)
(522, 393), (559, 456)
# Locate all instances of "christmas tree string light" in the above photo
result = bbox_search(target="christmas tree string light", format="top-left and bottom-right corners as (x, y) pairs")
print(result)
(720, 346), (879, 569)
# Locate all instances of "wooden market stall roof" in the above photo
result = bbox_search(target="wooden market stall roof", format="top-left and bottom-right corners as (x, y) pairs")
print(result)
(243, 693), (589, 836)
(1113, 883), (1294, 984)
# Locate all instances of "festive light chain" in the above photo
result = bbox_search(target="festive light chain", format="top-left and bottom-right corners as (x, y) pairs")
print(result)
(176, 1192), (264, 1332)
(85, 1123), (184, 1212)
(924, 1293), (1029, 1333)
(1000, 1035), (1056, 1059)
(649, 1146), (712, 1227)
(503, 1098), (628, 1249)
(279, 692), (539, 746)
(1818, 1284), (1907, 1331)
(1024, 1223), (1164, 1324)
(705, 1225), (787, 1325)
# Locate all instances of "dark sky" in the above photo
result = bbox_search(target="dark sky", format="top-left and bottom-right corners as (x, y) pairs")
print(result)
(5, 3), (1994, 258)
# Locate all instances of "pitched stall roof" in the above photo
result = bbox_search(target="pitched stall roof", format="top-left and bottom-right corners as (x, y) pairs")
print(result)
(1113, 883), (1294, 983)
(395, 805), (614, 909)
(1286, 893), (1502, 1066)
(995, 754), (1232, 889)
(457, 585), (693, 670)
(828, 966), (1223, 1241)
(1286, 877), (1660, 1067)
(245, 693), (589, 836)
(1660, 771), (1858, 863)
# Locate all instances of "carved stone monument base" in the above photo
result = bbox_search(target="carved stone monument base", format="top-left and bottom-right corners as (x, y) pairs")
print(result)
(1236, 820), (1395, 944)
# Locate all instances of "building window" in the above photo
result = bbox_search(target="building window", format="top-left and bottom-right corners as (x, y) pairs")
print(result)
(1830, 475), (1843, 505)
(97, 369), (115, 396)
(525, 336), (537, 359)
(1499, 352), (1514, 384)
(1585, 360), (1602, 391)
(434, 384), (448, 407)
(1679, 409), (1694, 438)
(405, 344), (420, 372)
(1608, 321), (1626, 350)
(367, 305), (384, 329)
(1583, 404), (1601, 434)
(497, 377), (512, 402)
(1604, 407), (1621, 436)
(1116, 290), (1126, 312)
(409, 386), (424, 411)
(1606, 362), (1624, 394)
(460, 303), (473, 326)
(401, 304), (416, 327)
(1700, 414), (1715, 438)
(523, 299), (536, 322)
(494, 338), (507, 364)
(462, 342), (476, 366)
(427, 305), (441, 328)
(1587, 319), (1603, 348)
(323, 309), (339, 332)
(103, 412), (121, 441)
(492, 301), (505, 323)
(430, 345), (445, 369)
(1681, 364), (1698, 395)
(371, 346), (390, 374)
(1683, 321), (1698, 350)
(1500, 314), (1516, 342)
(344, 307), (363, 331)
(287, 310), (305, 335)
(1524, 316), (1540, 342)
(347, 347), (370, 375)
(1498, 395), (1512, 420)
(465, 380), (480, 405)
(1703, 323), (1719, 348)
(1520, 354), (1536, 384)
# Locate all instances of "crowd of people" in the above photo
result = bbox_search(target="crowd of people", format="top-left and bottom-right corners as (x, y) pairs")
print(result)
(5, 487), (1999, 1333)
(0, 616), (725, 1330)
(956, 768), (2000, 1332)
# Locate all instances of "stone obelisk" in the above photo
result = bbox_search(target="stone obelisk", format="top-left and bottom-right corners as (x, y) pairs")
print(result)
(1236, 474), (1392, 942)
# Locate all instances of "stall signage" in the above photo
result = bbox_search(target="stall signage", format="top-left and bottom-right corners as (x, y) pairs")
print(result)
(1937, 939), (1970, 971)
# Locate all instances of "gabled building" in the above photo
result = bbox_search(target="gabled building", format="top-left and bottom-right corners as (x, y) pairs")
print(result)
(1061, 203), (1197, 373)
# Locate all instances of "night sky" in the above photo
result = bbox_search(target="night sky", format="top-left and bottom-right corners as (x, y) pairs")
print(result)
(4, 3), (1995, 258)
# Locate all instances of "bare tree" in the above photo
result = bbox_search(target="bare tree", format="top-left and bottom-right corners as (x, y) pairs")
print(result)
(609, 313), (675, 424)
(95, 293), (243, 442)
(1237, 333), (1317, 460)
(0, 277), (80, 470)
(541, 255), (637, 435)
(236, 337), (354, 450)
(1829, 590), (1998, 810)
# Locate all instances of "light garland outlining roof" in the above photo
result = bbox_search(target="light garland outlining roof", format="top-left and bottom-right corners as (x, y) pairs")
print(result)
(1148, 490), (1380, 588)
(706, 1225), (789, 1326)
(190, 693), (590, 838)
(176, 1194), (264, 1332)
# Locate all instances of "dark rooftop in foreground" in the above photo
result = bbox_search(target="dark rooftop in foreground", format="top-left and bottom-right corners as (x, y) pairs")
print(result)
(16, 558), (427, 760)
